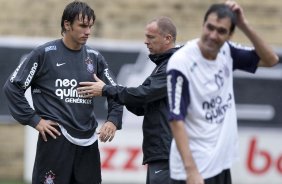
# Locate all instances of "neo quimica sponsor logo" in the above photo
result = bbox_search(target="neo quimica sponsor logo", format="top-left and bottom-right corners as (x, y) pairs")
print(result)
(55, 78), (92, 104)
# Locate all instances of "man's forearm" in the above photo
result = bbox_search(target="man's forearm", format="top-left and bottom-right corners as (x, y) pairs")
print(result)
(240, 23), (278, 67)
(170, 120), (199, 174)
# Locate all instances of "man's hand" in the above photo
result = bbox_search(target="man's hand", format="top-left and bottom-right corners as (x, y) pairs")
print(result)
(35, 119), (61, 142)
(77, 74), (105, 98)
(225, 0), (247, 29)
(186, 169), (204, 184)
(97, 121), (117, 142)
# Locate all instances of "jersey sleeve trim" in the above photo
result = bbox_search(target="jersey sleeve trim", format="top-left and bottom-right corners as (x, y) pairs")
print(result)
(228, 41), (259, 73)
(167, 69), (190, 122)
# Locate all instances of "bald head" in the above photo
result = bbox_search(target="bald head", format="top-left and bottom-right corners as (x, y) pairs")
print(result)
(149, 16), (177, 43)
(145, 16), (177, 54)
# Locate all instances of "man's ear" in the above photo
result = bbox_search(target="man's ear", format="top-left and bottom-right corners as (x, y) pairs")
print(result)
(228, 29), (234, 40)
(165, 34), (173, 44)
(64, 20), (71, 31)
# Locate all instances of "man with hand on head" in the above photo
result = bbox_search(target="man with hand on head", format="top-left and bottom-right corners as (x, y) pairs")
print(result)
(166, 1), (278, 184)
(3, 1), (123, 184)
(78, 16), (179, 184)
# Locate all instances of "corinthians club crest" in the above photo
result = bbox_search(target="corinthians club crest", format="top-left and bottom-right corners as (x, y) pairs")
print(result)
(44, 170), (56, 184)
(85, 57), (94, 73)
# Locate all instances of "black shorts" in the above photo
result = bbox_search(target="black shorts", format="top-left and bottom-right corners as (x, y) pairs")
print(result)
(170, 169), (232, 184)
(146, 160), (170, 184)
(32, 133), (101, 184)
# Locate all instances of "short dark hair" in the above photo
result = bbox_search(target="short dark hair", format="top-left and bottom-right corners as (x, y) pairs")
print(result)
(203, 3), (237, 34)
(150, 16), (177, 43)
(61, 1), (96, 35)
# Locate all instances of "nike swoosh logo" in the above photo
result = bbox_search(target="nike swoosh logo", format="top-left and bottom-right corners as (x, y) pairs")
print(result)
(154, 170), (162, 174)
(56, 63), (66, 67)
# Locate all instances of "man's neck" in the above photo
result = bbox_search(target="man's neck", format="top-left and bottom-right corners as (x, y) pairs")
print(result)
(62, 37), (82, 50)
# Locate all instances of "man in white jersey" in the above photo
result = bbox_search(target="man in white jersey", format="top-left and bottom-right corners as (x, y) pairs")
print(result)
(166, 1), (278, 184)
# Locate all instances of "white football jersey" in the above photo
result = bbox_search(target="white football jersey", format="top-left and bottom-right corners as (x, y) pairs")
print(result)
(167, 39), (259, 180)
